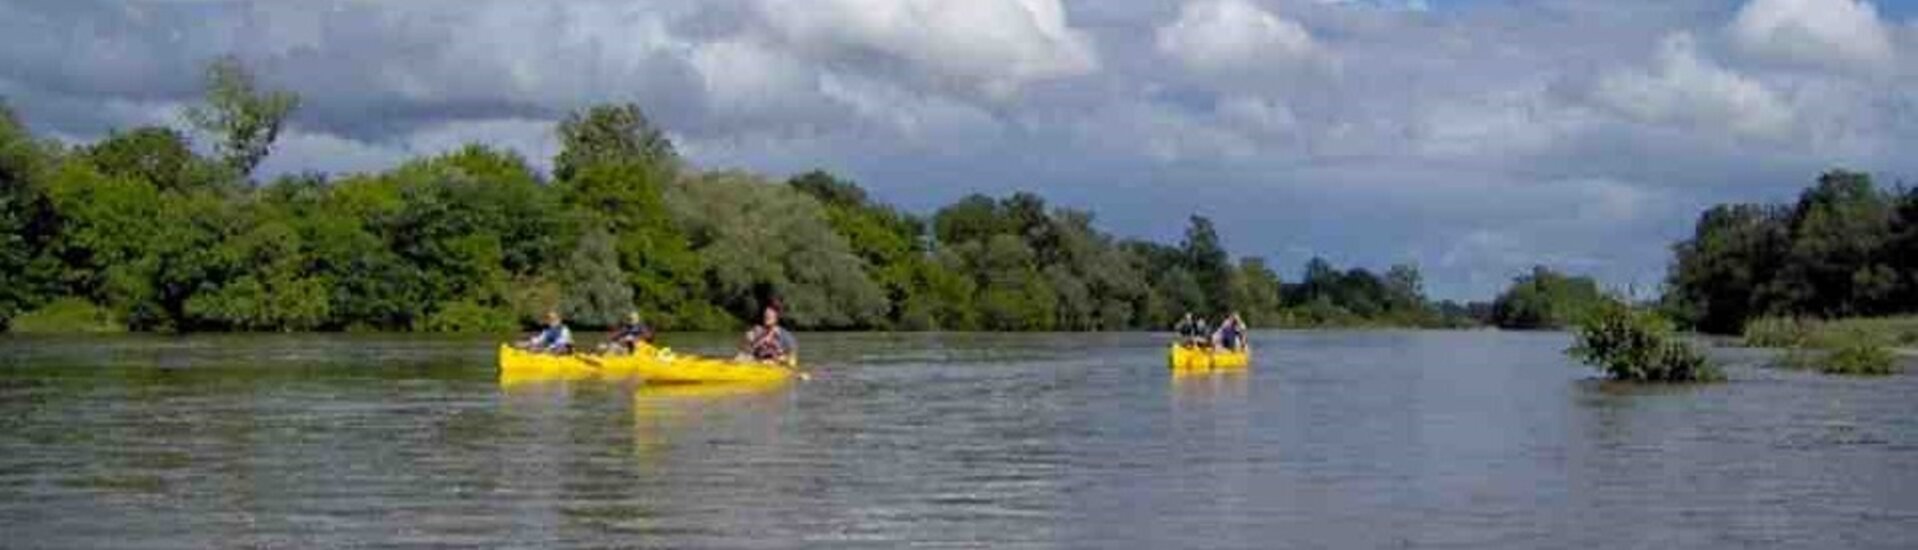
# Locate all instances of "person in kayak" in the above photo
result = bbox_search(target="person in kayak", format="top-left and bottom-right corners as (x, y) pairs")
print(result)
(1213, 312), (1247, 352)
(600, 311), (654, 355)
(1174, 313), (1203, 346)
(519, 310), (573, 354)
(740, 302), (797, 364)
(1176, 313), (1211, 347)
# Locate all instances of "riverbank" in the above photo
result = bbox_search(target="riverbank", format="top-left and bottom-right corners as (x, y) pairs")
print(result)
(1742, 316), (1918, 349)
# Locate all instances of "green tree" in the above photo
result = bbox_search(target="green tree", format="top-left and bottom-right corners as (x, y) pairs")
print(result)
(552, 103), (676, 182)
(558, 226), (632, 328)
(0, 102), (58, 327)
(789, 170), (929, 328)
(183, 56), (299, 176)
(933, 194), (1011, 245)
(1665, 203), (1789, 333)
(1491, 266), (1606, 329)
(1773, 170), (1895, 317)
(86, 127), (219, 192)
(1181, 215), (1232, 313)
(1231, 257), (1283, 324)
(668, 171), (886, 329)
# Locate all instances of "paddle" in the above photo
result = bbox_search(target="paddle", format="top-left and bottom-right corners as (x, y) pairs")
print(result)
(574, 353), (605, 370)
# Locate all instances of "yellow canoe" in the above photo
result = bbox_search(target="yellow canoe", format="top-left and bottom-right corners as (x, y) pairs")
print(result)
(498, 343), (798, 386)
(1168, 343), (1251, 372)
(639, 349), (798, 385)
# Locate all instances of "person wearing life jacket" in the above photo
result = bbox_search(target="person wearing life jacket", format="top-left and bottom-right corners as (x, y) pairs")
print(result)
(740, 302), (797, 364)
(1182, 313), (1214, 347)
(1213, 311), (1247, 352)
(603, 311), (653, 355)
(519, 310), (573, 354)
(1173, 312), (1207, 347)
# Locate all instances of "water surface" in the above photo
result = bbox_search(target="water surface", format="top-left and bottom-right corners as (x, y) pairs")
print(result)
(2, 331), (1913, 548)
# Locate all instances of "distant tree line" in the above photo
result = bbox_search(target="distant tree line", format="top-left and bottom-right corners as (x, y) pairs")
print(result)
(0, 59), (1482, 333)
(1663, 169), (1918, 334)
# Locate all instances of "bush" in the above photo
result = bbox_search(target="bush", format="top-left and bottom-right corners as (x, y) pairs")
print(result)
(9, 297), (125, 333)
(1818, 330), (1899, 376)
(1568, 301), (1723, 383)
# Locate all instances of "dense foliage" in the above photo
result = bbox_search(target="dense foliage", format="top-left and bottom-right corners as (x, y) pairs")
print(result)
(1568, 300), (1722, 383)
(1487, 266), (1607, 330)
(1665, 170), (1918, 334)
(0, 60), (1483, 333)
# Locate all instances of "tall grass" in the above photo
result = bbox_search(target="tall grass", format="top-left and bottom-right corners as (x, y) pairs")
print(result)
(1742, 316), (1910, 376)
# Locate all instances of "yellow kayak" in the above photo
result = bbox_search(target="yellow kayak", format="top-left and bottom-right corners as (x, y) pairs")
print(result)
(639, 348), (798, 385)
(498, 343), (798, 386)
(1168, 343), (1252, 372)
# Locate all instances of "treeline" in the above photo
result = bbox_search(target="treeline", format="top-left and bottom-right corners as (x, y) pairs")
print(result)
(1663, 170), (1918, 334)
(0, 59), (1479, 333)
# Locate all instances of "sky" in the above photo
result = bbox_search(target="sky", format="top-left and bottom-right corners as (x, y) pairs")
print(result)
(4, 0), (1918, 301)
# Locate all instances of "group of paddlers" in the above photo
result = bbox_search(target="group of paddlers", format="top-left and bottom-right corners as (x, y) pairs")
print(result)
(514, 302), (798, 364)
(1172, 311), (1248, 352)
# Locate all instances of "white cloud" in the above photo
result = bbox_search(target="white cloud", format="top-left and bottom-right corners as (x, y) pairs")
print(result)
(1729, 0), (1895, 70)
(1592, 33), (1794, 139)
(256, 131), (408, 177)
(1216, 95), (1299, 137)
(1155, 0), (1326, 78)
(1415, 85), (1595, 160)
(690, 37), (817, 117)
(754, 0), (1098, 98)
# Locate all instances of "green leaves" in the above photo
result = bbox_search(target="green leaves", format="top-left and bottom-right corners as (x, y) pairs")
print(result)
(558, 227), (632, 328)
(667, 171), (886, 329)
(553, 103), (677, 183)
(182, 56), (298, 177)
(1666, 169), (1915, 333)
(1568, 300), (1721, 383)
(1490, 266), (1607, 330)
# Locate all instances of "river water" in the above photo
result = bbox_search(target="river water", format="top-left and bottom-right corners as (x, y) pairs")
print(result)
(1, 331), (1913, 548)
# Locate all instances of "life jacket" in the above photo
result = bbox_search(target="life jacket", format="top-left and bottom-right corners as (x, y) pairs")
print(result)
(750, 327), (786, 359)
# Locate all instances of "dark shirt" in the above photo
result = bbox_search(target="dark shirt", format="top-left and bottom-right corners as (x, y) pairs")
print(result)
(747, 325), (796, 360)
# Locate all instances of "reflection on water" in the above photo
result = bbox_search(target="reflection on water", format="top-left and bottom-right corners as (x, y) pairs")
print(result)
(2, 331), (1916, 548)
(631, 381), (792, 459)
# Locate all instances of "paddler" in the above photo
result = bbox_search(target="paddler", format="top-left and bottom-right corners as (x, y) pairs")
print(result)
(739, 301), (797, 364)
(600, 311), (653, 355)
(1174, 312), (1200, 346)
(1213, 311), (1246, 352)
(1174, 312), (1210, 347)
(519, 310), (574, 354)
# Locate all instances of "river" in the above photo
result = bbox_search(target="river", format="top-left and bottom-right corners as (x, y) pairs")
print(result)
(1, 331), (1913, 548)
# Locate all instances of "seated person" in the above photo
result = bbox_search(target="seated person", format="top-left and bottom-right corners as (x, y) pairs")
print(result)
(599, 311), (654, 355)
(1213, 312), (1247, 352)
(518, 310), (573, 354)
(739, 303), (797, 364)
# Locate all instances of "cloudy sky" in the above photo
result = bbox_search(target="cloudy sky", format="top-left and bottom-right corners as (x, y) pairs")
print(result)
(5, 0), (1918, 300)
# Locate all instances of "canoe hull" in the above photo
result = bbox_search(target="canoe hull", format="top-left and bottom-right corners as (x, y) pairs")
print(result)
(1168, 344), (1251, 372)
(498, 344), (795, 385)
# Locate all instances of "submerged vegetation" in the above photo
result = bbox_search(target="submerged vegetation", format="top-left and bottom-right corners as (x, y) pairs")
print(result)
(1567, 300), (1722, 383)
(0, 59), (1485, 334)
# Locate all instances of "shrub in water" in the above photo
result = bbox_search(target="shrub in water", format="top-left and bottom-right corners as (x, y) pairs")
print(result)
(1568, 301), (1723, 383)
(1818, 330), (1899, 376)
